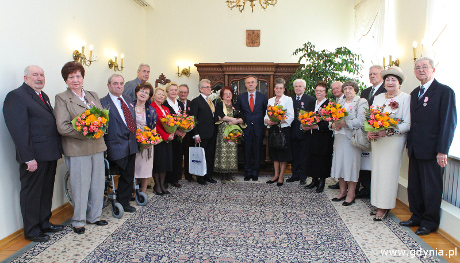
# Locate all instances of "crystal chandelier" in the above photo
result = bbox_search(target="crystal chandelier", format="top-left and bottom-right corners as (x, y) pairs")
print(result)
(226, 0), (277, 13)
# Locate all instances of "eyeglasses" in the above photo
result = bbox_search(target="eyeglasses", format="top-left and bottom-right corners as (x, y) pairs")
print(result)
(415, 66), (432, 71)
(139, 90), (150, 95)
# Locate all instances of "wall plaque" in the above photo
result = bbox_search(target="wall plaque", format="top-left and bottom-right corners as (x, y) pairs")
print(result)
(246, 30), (260, 47)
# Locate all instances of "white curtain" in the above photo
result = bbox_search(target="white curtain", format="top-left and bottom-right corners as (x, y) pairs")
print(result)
(424, 0), (460, 157)
(354, 0), (386, 67)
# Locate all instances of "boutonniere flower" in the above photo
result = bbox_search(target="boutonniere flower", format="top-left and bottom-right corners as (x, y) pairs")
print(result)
(130, 103), (134, 108)
(301, 102), (304, 106)
(232, 106), (235, 110)
(424, 97), (429, 103)
(388, 99), (399, 110)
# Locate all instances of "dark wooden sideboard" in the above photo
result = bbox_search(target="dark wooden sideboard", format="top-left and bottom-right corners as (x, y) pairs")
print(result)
(194, 62), (300, 98)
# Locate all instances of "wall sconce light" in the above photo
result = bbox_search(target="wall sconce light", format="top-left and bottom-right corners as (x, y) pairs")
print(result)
(108, 52), (124, 72)
(73, 41), (96, 66)
(177, 66), (191, 78)
(383, 55), (400, 68)
(412, 40), (425, 62)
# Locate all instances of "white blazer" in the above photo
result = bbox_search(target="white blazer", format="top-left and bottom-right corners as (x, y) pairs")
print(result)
(264, 94), (294, 128)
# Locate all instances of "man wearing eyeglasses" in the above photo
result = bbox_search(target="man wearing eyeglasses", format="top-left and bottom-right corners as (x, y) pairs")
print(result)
(123, 63), (150, 101)
(354, 65), (385, 198)
(400, 57), (457, 236)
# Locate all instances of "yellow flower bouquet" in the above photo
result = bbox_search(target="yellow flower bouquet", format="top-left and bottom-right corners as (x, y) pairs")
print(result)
(320, 102), (348, 122)
(71, 106), (109, 139)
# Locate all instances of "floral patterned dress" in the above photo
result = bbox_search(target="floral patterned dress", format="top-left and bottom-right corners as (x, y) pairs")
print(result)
(214, 103), (238, 173)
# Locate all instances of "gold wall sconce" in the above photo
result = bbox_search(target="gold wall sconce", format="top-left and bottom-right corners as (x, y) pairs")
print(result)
(177, 66), (191, 78)
(412, 40), (425, 62)
(73, 41), (96, 66)
(108, 53), (124, 72)
(383, 55), (399, 68)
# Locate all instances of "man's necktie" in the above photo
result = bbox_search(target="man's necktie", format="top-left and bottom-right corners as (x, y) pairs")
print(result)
(418, 85), (425, 100)
(368, 86), (375, 101)
(118, 98), (136, 133)
(250, 94), (254, 112)
(207, 98), (215, 112)
(38, 93), (45, 104)
(296, 96), (300, 101)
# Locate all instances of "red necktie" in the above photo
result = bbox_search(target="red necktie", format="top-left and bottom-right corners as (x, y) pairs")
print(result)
(118, 98), (136, 133)
(250, 93), (254, 112)
(38, 93), (46, 104)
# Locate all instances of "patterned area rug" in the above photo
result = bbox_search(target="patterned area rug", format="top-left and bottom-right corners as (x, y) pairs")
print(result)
(6, 176), (446, 263)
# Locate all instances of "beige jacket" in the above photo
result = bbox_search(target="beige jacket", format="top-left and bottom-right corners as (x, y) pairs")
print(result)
(55, 88), (107, 157)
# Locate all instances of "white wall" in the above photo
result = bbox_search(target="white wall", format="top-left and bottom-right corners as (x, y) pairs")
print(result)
(146, 0), (356, 98)
(0, 0), (149, 240)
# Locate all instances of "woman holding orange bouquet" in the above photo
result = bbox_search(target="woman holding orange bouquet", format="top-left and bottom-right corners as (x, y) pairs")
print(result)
(330, 81), (368, 206)
(264, 78), (294, 186)
(133, 82), (157, 195)
(150, 87), (175, 195)
(367, 67), (411, 221)
(214, 86), (244, 183)
(302, 81), (334, 193)
(55, 61), (108, 234)
(163, 82), (186, 188)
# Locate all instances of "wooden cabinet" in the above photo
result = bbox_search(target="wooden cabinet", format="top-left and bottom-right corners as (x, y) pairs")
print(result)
(194, 62), (300, 98)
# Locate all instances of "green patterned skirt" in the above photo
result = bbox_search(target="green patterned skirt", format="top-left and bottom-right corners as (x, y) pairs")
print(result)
(214, 122), (238, 173)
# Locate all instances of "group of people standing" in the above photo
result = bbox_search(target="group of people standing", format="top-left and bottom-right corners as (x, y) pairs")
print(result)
(2, 56), (456, 243)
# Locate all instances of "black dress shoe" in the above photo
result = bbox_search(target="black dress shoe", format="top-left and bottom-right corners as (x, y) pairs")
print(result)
(205, 177), (217, 183)
(331, 196), (346, 202)
(328, 182), (340, 189)
(123, 205), (136, 213)
(42, 224), (64, 233)
(415, 226), (431, 236)
(266, 179), (277, 184)
(244, 176), (251, 181)
(342, 199), (355, 206)
(197, 179), (207, 185)
(355, 192), (370, 199)
(277, 182), (283, 186)
(154, 189), (164, 195)
(171, 182), (182, 188)
(73, 227), (85, 235)
(299, 180), (306, 185)
(252, 177), (258, 181)
(286, 177), (299, 182)
(89, 220), (108, 226)
(399, 220), (419, 227)
(305, 179), (318, 189)
(163, 190), (171, 194)
(25, 232), (50, 242)
(315, 179), (325, 193)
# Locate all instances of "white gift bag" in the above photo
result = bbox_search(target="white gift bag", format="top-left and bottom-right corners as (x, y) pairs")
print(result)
(361, 151), (371, 171)
(189, 145), (207, 176)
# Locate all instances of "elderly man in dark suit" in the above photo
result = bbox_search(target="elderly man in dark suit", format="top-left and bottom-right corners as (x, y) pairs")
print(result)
(354, 65), (385, 198)
(286, 79), (314, 185)
(100, 74), (138, 212)
(3, 65), (64, 242)
(179, 84), (194, 182)
(122, 63), (150, 101)
(400, 57), (457, 236)
(237, 76), (268, 181)
(190, 79), (218, 185)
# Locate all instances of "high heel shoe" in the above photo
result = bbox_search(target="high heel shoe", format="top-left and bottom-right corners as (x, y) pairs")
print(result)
(266, 179), (278, 184)
(331, 196), (346, 202)
(277, 181), (284, 186)
(373, 210), (389, 221)
(342, 198), (355, 206)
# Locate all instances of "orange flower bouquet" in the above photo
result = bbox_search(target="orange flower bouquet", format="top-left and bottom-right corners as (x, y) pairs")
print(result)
(267, 105), (285, 122)
(364, 106), (400, 132)
(320, 102), (348, 122)
(223, 124), (243, 144)
(175, 113), (195, 133)
(71, 106), (109, 139)
(298, 110), (321, 127)
(160, 114), (179, 134)
(136, 126), (163, 151)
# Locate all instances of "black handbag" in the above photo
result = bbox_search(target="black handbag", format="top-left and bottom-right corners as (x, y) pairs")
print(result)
(268, 124), (287, 150)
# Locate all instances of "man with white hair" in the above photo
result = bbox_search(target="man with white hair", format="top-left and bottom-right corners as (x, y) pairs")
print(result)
(286, 79), (315, 184)
(3, 65), (64, 242)
(331, 81), (345, 101)
(123, 63), (150, 101)
(400, 57), (457, 236)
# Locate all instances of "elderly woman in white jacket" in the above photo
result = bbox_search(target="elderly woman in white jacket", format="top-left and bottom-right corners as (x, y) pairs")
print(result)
(264, 78), (294, 186)
(330, 81), (368, 206)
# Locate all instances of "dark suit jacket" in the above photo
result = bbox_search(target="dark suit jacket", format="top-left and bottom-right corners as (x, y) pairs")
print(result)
(180, 99), (192, 114)
(306, 99), (334, 155)
(163, 99), (185, 115)
(215, 100), (240, 120)
(407, 79), (457, 159)
(237, 91), (268, 137)
(122, 78), (141, 101)
(100, 94), (138, 162)
(3, 83), (62, 163)
(190, 95), (215, 140)
(291, 94), (315, 139)
(360, 83), (385, 105)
